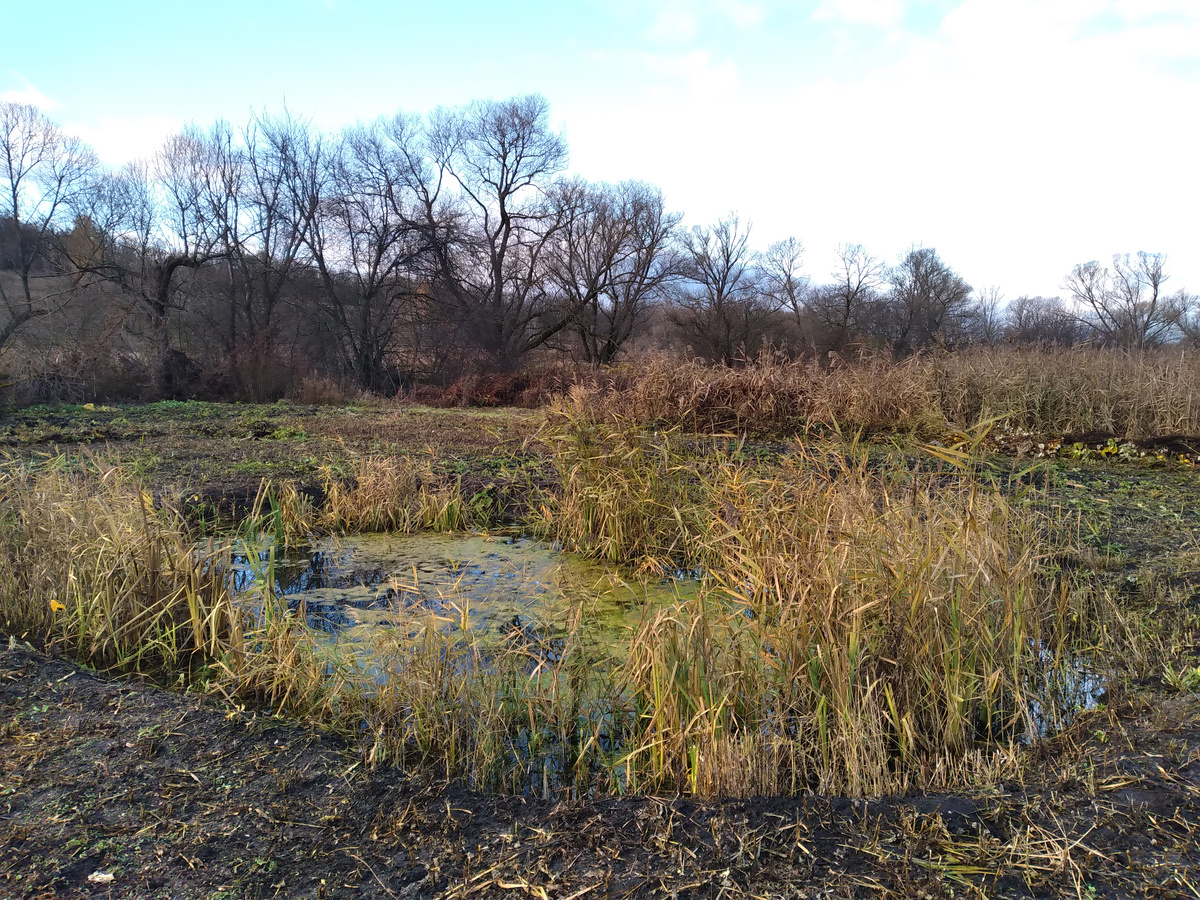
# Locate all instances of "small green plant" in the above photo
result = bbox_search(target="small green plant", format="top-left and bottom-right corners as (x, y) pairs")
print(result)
(267, 425), (309, 441)
(1162, 663), (1200, 693)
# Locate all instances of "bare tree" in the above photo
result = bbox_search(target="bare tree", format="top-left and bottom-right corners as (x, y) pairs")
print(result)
(1004, 295), (1087, 346)
(165, 114), (322, 397)
(62, 128), (229, 396)
(236, 112), (320, 343)
(421, 94), (571, 371)
(0, 101), (97, 356)
(1065, 252), (1187, 350)
(881, 246), (973, 355)
(185, 120), (244, 354)
(760, 236), (807, 347)
(966, 285), (1005, 346)
(669, 215), (776, 366)
(1179, 294), (1200, 348)
(804, 242), (885, 357)
(548, 178), (681, 364)
(302, 117), (427, 391)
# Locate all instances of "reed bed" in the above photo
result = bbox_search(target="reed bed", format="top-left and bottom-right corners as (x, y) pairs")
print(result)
(0, 458), (235, 672)
(319, 453), (472, 533)
(929, 346), (1200, 437)
(0, 433), (1121, 799)
(247, 452), (475, 548)
(627, 456), (1068, 795)
(571, 348), (1200, 439)
(535, 410), (1112, 796)
(0, 454), (625, 795)
(576, 353), (942, 437)
(0, 456), (345, 714)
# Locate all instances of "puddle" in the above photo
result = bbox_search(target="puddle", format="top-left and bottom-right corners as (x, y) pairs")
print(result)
(232, 532), (693, 649)
(1026, 644), (1107, 738)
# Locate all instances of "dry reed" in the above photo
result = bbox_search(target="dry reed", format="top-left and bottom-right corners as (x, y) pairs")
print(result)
(570, 348), (1200, 439)
(538, 412), (1112, 796)
(929, 346), (1200, 438)
(0, 457), (235, 672)
(0, 431), (1126, 800)
(319, 453), (472, 533)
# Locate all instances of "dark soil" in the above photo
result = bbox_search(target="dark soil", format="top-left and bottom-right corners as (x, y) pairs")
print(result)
(4, 646), (1200, 899)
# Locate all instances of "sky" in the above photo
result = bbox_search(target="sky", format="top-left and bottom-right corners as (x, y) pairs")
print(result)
(2, 0), (1198, 299)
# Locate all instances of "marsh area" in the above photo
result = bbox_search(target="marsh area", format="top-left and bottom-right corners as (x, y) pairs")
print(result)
(232, 532), (692, 644)
(2, 398), (1199, 899)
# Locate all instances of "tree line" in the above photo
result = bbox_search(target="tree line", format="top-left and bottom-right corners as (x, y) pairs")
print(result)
(3, 95), (1197, 401)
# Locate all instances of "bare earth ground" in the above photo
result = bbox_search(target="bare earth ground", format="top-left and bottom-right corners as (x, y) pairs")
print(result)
(2, 401), (1200, 899)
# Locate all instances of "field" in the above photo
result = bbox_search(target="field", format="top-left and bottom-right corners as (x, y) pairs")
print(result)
(2, 354), (1200, 898)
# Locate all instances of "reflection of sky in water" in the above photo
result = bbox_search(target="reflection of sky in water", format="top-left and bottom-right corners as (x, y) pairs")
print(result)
(1026, 642), (1106, 739)
(232, 533), (693, 644)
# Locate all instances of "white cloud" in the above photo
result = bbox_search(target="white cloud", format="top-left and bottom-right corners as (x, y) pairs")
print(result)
(637, 49), (741, 99)
(640, 0), (768, 43)
(643, 3), (702, 42)
(0, 75), (61, 110)
(1, 76), (180, 164)
(813, 0), (907, 28)
(584, 0), (1200, 296)
(714, 0), (766, 28)
(785, 0), (1200, 293)
(1113, 0), (1200, 24)
(67, 116), (183, 166)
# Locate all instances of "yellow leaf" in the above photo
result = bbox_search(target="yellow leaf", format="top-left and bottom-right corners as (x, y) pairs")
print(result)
(49, 599), (65, 613)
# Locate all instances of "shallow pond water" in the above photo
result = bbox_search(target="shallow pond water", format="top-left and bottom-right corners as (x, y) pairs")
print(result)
(232, 532), (693, 650)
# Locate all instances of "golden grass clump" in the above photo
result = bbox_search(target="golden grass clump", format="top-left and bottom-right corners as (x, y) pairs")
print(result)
(0, 457), (359, 724)
(535, 395), (714, 570)
(320, 453), (471, 534)
(929, 346), (1200, 438)
(575, 352), (943, 437)
(572, 347), (1200, 440)
(673, 450), (1069, 796)
(539, 415), (1108, 796)
(0, 458), (235, 672)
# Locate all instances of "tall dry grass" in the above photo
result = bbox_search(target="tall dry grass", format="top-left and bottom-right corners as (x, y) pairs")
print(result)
(0, 436), (1124, 800)
(0, 454), (615, 794)
(570, 348), (1200, 439)
(572, 353), (942, 437)
(534, 403), (715, 570)
(538, 412), (1111, 796)
(0, 457), (235, 672)
(929, 346), (1200, 437)
(320, 453), (471, 533)
(245, 453), (475, 549)
(636, 451), (1072, 796)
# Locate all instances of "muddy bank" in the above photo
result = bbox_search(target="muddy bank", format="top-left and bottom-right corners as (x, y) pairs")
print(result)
(3, 645), (1200, 899)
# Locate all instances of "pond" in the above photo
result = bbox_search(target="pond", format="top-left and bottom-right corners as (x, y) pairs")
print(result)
(231, 532), (694, 651)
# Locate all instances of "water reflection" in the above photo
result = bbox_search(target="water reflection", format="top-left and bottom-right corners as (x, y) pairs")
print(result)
(232, 532), (693, 642)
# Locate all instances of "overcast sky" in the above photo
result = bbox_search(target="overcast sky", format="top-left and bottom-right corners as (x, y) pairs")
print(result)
(2, 0), (1197, 298)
